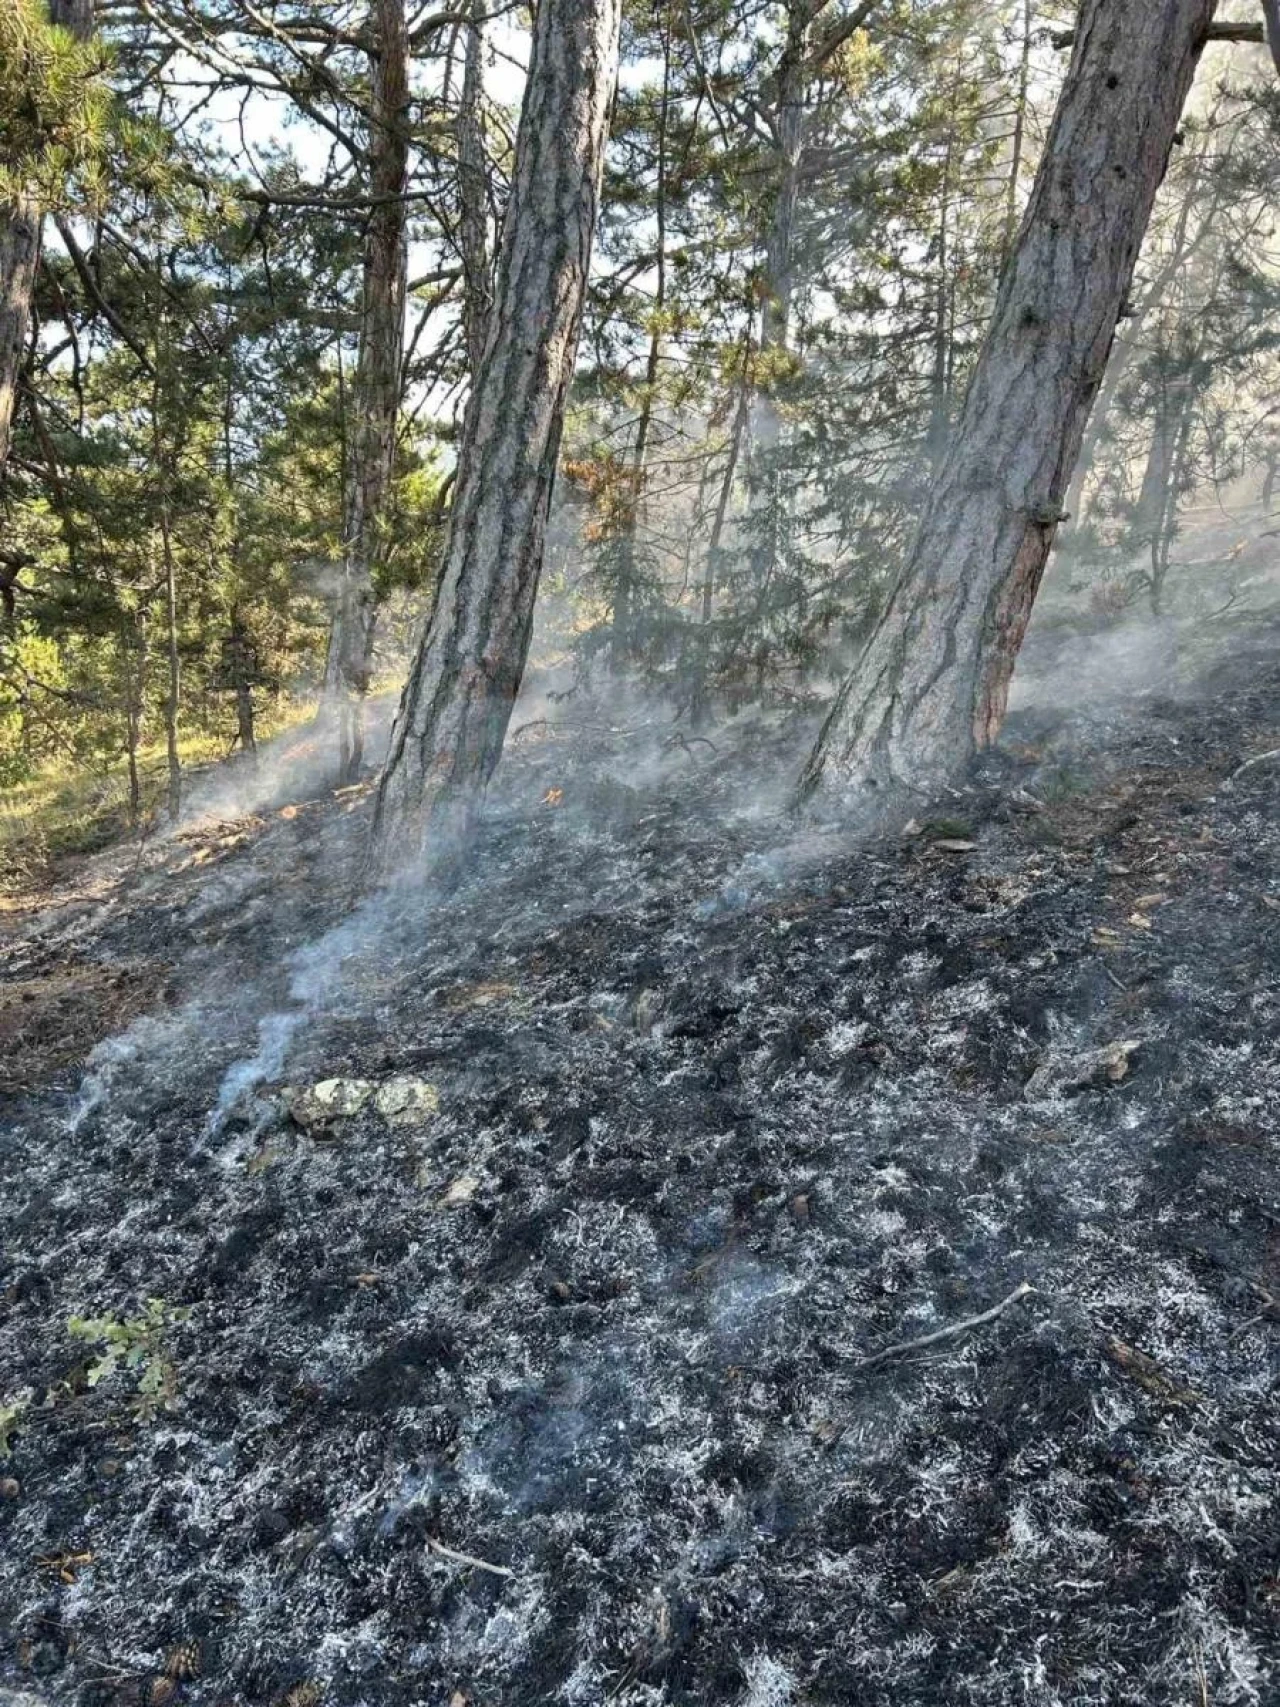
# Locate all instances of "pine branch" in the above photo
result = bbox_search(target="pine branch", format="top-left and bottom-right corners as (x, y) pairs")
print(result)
(51, 217), (154, 374)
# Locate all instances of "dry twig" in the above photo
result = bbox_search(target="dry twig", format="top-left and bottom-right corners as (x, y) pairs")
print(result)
(1227, 748), (1280, 785)
(853, 1281), (1036, 1372)
(426, 1536), (515, 1578)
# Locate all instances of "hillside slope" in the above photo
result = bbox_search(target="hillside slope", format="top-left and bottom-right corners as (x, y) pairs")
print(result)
(2, 617), (1280, 1707)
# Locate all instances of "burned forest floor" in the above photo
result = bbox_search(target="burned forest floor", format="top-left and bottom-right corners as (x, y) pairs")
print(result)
(3, 611), (1280, 1707)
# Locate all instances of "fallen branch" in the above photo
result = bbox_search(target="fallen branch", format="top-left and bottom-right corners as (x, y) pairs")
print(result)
(426, 1535), (515, 1578)
(1104, 1337), (1199, 1406)
(853, 1281), (1036, 1372)
(1226, 1279), (1280, 1345)
(1226, 748), (1280, 785)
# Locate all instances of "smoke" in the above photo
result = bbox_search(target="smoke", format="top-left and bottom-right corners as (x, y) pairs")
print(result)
(178, 697), (396, 828)
(205, 888), (414, 1138)
(1011, 610), (1185, 714)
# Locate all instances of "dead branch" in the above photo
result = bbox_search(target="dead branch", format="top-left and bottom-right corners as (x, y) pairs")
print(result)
(426, 1535), (515, 1577)
(1104, 1337), (1199, 1406)
(1226, 1278), (1280, 1344)
(1226, 748), (1280, 785)
(853, 1281), (1036, 1372)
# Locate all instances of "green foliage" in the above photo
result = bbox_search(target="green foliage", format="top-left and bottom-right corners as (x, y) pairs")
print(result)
(1036, 764), (1092, 805)
(919, 817), (974, 843)
(0, 0), (110, 206)
(67, 1299), (191, 1419)
(3, 0), (1278, 859)
(2, 123), (447, 870)
(564, 0), (1025, 704)
(0, 1391), (30, 1458)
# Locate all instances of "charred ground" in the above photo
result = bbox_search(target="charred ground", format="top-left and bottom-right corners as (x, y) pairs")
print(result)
(2, 616), (1280, 1707)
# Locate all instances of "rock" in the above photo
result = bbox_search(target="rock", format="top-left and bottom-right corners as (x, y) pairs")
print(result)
(1024, 1039), (1139, 1100)
(284, 1077), (375, 1133)
(373, 1075), (440, 1128)
(438, 1174), (479, 1208)
(284, 1074), (439, 1134)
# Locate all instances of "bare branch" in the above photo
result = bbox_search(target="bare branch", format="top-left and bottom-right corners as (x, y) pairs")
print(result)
(852, 1282), (1037, 1372)
(51, 217), (154, 374)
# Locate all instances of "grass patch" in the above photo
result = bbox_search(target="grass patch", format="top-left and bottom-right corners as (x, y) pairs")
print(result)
(0, 699), (313, 897)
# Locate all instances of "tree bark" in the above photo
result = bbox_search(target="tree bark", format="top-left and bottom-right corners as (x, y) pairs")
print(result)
(229, 614), (257, 759)
(1149, 396), (1194, 615)
(119, 614), (146, 829)
(1261, 0), (1280, 74)
(743, 3), (806, 597)
(370, 0), (622, 871)
(0, 1), (94, 479)
(1063, 137), (1216, 530)
(321, 0), (410, 781)
(1132, 341), (1194, 565)
(800, 0), (1217, 807)
(0, 199), (42, 479)
(759, 5), (807, 365)
(1001, 0), (1033, 262)
(689, 337), (753, 724)
(457, 0), (492, 377)
(927, 70), (962, 475)
(161, 506), (182, 821)
(612, 11), (670, 672)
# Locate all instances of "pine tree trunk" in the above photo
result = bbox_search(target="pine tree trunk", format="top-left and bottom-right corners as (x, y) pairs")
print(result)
(1001, 0), (1033, 260)
(1148, 387), (1194, 615)
(457, 0), (492, 376)
(229, 615), (257, 760)
(120, 616), (145, 829)
(801, 0), (1217, 807)
(742, 6), (806, 631)
(689, 345), (752, 725)
(370, 0), (622, 870)
(0, 2), (94, 478)
(1062, 327), (1137, 531)
(161, 511), (182, 821)
(0, 199), (41, 479)
(1132, 349), (1190, 557)
(322, 0), (409, 781)
(612, 14), (670, 673)
(927, 83), (959, 475)
(51, 0), (92, 32)
(1263, 0), (1280, 74)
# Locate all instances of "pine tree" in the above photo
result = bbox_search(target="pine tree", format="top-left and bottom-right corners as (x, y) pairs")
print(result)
(371, 0), (624, 870)
(801, 0), (1218, 808)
